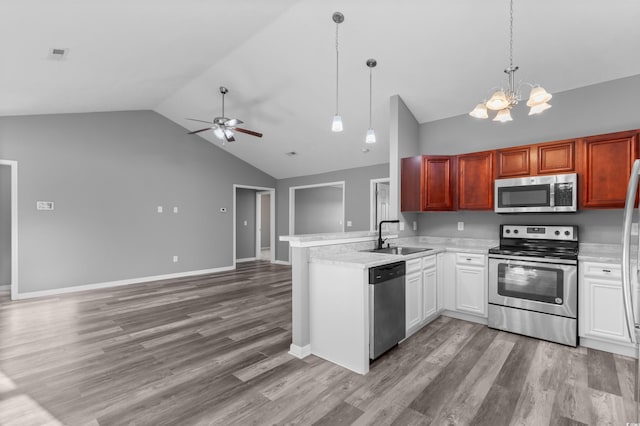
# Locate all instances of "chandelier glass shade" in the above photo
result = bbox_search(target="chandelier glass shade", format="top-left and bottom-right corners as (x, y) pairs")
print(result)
(469, 0), (551, 122)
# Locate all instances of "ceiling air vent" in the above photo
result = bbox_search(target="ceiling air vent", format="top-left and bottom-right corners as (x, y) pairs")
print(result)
(48, 48), (69, 60)
(285, 152), (297, 157)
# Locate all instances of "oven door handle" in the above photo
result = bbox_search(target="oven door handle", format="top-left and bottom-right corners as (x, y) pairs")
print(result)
(622, 158), (640, 344)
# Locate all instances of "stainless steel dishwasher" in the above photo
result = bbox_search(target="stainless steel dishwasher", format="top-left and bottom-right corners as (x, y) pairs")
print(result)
(369, 261), (406, 360)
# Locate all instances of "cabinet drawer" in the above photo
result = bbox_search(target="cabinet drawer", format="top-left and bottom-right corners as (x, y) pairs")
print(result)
(406, 258), (422, 274)
(422, 255), (436, 269)
(582, 262), (621, 280)
(455, 253), (485, 266)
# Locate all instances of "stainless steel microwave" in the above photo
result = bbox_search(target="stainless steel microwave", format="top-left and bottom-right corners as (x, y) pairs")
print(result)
(494, 173), (578, 213)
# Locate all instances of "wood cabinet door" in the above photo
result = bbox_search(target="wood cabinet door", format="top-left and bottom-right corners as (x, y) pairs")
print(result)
(458, 151), (494, 210)
(536, 139), (576, 175)
(400, 156), (422, 212)
(422, 156), (455, 211)
(496, 146), (530, 178)
(580, 130), (639, 208)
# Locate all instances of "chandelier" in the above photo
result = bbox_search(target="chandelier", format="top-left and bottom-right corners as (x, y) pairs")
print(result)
(469, 0), (552, 122)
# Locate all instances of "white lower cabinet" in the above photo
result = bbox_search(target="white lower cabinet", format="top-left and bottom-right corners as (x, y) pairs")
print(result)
(406, 254), (438, 335)
(579, 261), (630, 344)
(454, 253), (488, 318)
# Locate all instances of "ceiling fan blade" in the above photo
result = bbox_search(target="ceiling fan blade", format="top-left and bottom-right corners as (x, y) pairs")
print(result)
(234, 127), (263, 138)
(186, 118), (214, 124)
(224, 118), (243, 127)
(188, 127), (213, 135)
(223, 128), (235, 142)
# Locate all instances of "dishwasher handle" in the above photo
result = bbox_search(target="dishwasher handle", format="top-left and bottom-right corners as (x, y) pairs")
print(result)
(369, 261), (406, 284)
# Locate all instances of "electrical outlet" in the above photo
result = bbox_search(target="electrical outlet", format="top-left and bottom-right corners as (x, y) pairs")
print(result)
(413, 221), (417, 231)
(172, 256), (178, 263)
(157, 206), (163, 213)
(346, 220), (352, 227)
(633, 223), (639, 236)
(457, 221), (464, 231)
(243, 220), (247, 226)
(399, 222), (405, 231)
(173, 206), (178, 213)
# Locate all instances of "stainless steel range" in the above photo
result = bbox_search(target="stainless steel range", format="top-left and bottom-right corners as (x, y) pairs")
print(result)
(488, 224), (579, 347)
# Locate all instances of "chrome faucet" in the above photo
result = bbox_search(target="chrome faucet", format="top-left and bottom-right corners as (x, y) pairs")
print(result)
(377, 220), (400, 249)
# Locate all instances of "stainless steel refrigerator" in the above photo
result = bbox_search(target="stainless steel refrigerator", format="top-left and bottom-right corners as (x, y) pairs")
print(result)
(622, 158), (640, 425)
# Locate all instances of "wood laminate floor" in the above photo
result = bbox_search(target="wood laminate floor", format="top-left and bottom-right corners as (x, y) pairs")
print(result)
(0, 261), (637, 425)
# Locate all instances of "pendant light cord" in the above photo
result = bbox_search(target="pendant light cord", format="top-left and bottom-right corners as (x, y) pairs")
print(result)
(335, 22), (340, 115)
(509, 0), (514, 70)
(369, 67), (373, 128)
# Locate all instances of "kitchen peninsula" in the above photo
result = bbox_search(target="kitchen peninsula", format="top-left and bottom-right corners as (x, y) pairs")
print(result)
(281, 231), (496, 374)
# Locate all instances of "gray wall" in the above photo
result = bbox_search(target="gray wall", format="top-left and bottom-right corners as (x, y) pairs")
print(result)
(260, 193), (270, 248)
(416, 75), (640, 243)
(0, 111), (276, 293)
(294, 186), (343, 235)
(276, 163), (389, 262)
(236, 188), (257, 259)
(0, 165), (10, 285)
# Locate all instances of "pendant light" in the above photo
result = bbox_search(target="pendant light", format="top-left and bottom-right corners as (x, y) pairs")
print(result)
(331, 12), (344, 132)
(469, 0), (552, 121)
(365, 59), (377, 144)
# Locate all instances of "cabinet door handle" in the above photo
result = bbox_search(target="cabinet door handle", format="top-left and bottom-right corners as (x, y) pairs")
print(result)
(602, 269), (611, 273)
(466, 258), (472, 261)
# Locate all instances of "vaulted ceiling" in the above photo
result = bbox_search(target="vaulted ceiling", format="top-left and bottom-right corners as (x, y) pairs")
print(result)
(3, 0), (640, 178)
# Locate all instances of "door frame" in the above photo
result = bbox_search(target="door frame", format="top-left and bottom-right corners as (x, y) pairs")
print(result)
(370, 177), (390, 231)
(255, 191), (272, 261)
(0, 160), (18, 300)
(233, 184), (275, 267)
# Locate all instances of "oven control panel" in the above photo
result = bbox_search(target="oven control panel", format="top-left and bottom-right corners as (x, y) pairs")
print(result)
(501, 225), (577, 241)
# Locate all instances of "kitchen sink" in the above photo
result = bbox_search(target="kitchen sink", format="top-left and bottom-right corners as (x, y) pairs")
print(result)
(363, 246), (433, 255)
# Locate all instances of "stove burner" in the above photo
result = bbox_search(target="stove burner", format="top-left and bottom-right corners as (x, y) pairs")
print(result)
(491, 224), (579, 261)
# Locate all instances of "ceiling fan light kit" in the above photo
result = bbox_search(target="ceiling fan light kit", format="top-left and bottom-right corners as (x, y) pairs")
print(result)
(469, 0), (552, 122)
(186, 86), (263, 143)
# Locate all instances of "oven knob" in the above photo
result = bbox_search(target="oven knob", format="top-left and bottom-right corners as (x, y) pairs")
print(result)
(513, 230), (519, 234)
(555, 297), (563, 304)
(564, 231), (570, 236)
(555, 230), (560, 236)
(505, 229), (511, 234)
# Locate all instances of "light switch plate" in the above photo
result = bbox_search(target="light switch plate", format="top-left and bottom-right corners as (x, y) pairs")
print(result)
(36, 201), (54, 211)
(346, 220), (352, 227)
(457, 221), (464, 231)
(157, 206), (163, 213)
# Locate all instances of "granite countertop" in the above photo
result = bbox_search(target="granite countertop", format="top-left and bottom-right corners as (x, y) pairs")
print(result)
(309, 236), (497, 269)
(578, 243), (630, 263)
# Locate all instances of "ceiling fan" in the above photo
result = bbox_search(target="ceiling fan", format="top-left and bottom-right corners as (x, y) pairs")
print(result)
(186, 86), (263, 143)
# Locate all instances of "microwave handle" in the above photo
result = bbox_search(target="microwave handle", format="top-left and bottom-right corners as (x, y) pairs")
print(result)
(549, 179), (555, 207)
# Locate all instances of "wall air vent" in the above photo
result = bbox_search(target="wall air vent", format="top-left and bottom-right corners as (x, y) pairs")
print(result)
(48, 48), (69, 60)
(285, 151), (297, 157)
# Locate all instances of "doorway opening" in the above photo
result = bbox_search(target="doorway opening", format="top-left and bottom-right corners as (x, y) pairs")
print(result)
(233, 184), (275, 266)
(0, 160), (18, 300)
(370, 178), (390, 230)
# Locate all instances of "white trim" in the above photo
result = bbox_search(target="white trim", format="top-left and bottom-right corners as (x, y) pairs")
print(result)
(233, 184), (276, 268)
(14, 265), (235, 300)
(289, 180), (346, 238)
(369, 177), (390, 231)
(440, 310), (488, 325)
(236, 257), (258, 263)
(272, 260), (291, 266)
(288, 343), (312, 358)
(255, 191), (274, 262)
(0, 160), (18, 301)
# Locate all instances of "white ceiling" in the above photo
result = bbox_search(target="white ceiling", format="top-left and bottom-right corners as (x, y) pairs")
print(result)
(3, 0), (640, 179)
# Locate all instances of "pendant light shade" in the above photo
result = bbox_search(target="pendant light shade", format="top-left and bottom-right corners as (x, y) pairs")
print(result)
(526, 86), (553, 106)
(528, 102), (552, 115)
(486, 91), (509, 111)
(365, 58), (377, 144)
(469, 103), (489, 119)
(332, 115), (343, 132)
(331, 12), (344, 132)
(493, 108), (513, 122)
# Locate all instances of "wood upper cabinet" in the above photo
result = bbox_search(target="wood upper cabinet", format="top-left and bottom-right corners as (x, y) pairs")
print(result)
(495, 139), (576, 178)
(580, 130), (639, 209)
(457, 150), (494, 210)
(422, 156), (456, 211)
(536, 139), (576, 175)
(401, 156), (422, 212)
(496, 146), (530, 178)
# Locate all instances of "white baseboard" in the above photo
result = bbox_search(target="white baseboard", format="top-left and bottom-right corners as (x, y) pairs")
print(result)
(579, 336), (637, 358)
(289, 343), (311, 358)
(273, 260), (291, 266)
(236, 257), (258, 263)
(14, 265), (235, 300)
(441, 310), (488, 325)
